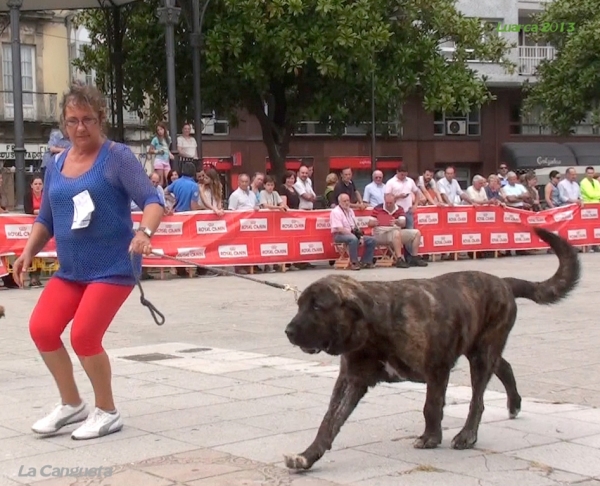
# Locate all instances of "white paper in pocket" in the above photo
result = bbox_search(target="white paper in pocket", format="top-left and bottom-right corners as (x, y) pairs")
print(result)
(71, 190), (95, 230)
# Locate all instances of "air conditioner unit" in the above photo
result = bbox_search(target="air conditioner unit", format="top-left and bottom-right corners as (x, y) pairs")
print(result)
(446, 119), (467, 135)
(201, 117), (214, 135)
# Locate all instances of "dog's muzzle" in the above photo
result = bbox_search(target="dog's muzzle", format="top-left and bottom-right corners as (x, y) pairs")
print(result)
(285, 322), (327, 354)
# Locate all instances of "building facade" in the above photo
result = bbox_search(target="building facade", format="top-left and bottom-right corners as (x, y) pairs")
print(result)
(195, 0), (600, 194)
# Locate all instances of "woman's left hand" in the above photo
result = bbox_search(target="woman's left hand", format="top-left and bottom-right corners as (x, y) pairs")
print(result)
(129, 231), (153, 255)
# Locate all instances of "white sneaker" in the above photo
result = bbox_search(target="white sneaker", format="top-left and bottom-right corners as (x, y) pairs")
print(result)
(71, 407), (123, 440)
(32, 402), (89, 435)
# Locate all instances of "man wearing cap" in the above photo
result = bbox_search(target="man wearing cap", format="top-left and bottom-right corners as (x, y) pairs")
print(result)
(383, 164), (419, 229)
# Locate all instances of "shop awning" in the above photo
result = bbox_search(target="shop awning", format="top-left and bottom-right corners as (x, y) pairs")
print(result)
(265, 157), (314, 171)
(563, 143), (600, 167)
(0, 0), (138, 11)
(500, 143), (577, 170)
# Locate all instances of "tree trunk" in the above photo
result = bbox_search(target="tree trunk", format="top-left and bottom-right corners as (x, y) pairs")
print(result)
(249, 96), (291, 184)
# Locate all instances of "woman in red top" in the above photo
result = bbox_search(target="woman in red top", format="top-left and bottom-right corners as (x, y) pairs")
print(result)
(23, 174), (44, 287)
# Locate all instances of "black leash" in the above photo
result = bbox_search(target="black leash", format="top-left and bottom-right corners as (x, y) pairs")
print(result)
(130, 251), (301, 326)
(130, 252), (166, 326)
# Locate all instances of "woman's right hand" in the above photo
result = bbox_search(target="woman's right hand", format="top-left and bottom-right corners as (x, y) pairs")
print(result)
(12, 251), (32, 288)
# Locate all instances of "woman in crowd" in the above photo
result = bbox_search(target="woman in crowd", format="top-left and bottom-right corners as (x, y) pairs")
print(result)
(12, 82), (164, 441)
(544, 170), (561, 208)
(198, 167), (224, 216)
(176, 123), (198, 164)
(167, 169), (179, 184)
(149, 122), (173, 187)
(23, 174), (44, 287)
(524, 172), (541, 211)
(279, 170), (300, 209)
(323, 173), (338, 208)
(485, 174), (505, 203)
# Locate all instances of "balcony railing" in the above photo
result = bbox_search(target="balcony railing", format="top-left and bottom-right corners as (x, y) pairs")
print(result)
(518, 46), (555, 76)
(0, 91), (58, 123)
(104, 96), (145, 127)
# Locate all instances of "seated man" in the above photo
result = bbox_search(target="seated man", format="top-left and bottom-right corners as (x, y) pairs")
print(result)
(368, 192), (428, 268)
(330, 193), (376, 271)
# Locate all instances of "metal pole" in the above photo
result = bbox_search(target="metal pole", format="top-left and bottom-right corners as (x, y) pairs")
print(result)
(191, 0), (212, 163)
(112, 7), (125, 142)
(370, 69), (376, 173)
(157, 0), (181, 172)
(8, 0), (25, 210)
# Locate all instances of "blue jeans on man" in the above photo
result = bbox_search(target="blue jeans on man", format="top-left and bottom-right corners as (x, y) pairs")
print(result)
(334, 233), (376, 266)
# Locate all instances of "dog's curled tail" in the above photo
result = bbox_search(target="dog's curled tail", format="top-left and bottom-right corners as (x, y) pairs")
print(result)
(504, 227), (580, 305)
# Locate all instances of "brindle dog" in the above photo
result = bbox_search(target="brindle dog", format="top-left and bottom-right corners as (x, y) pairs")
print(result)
(283, 227), (580, 471)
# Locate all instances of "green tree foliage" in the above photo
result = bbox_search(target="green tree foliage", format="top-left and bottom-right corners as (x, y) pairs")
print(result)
(523, 0), (600, 135)
(74, 0), (512, 176)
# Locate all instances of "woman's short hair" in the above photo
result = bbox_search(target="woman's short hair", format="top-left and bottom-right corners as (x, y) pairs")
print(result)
(60, 82), (107, 127)
(282, 170), (296, 184)
(325, 173), (338, 185)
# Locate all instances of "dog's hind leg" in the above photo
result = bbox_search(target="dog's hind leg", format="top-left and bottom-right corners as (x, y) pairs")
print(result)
(413, 370), (450, 449)
(451, 350), (497, 450)
(284, 373), (368, 470)
(494, 357), (522, 419)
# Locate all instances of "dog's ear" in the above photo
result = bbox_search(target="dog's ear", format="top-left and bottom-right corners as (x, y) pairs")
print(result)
(336, 279), (373, 321)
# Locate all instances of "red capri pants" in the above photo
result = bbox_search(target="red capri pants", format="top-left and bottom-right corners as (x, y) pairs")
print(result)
(29, 277), (133, 357)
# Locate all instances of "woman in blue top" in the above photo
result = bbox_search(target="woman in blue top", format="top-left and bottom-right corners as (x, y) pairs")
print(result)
(12, 83), (164, 441)
(149, 122), (173, 187)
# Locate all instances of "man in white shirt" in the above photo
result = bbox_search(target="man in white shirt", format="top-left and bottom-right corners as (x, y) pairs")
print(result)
(384, 164), (420, 228)
(500, 171), (529, 208)
(557, 167), (582, 205)
(437, 166), (473, 206)
(363, 170), (385, 207)
(228, 173), (258, 211)
(294, 165), (316, 210)
(466, 175), (489, 205)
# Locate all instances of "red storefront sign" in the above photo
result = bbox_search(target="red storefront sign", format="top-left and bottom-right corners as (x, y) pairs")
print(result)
(202, 156), (233, 171)
(0, 203), (592, 267)
(329, 156), (402, 170)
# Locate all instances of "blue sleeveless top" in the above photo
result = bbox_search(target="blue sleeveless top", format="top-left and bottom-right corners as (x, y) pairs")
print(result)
(35, 140), (163, 285)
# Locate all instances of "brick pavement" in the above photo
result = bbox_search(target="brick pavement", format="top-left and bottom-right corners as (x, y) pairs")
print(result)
(0, 253), (599, 485)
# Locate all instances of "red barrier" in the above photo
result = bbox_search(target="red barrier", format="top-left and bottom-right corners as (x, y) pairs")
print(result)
(0, 204), (595, 267)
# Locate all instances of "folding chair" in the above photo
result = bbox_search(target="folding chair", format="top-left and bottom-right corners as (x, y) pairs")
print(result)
(332, 243), (351, 269)
(374, 245), (397, 267)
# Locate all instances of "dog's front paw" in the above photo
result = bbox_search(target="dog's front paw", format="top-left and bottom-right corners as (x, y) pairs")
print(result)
(451, 429), (477, 450)
(413, 434), (441, 449)
(284, 453), (311, 470)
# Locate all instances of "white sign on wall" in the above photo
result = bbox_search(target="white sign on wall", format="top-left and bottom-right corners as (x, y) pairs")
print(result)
(0, 144), (48, 161)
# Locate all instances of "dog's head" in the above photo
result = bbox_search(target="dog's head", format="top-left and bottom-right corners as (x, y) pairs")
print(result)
(284, 274), (373, 356)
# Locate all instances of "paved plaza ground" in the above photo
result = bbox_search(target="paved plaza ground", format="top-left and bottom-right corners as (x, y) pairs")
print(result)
(0, 253), (599, 485)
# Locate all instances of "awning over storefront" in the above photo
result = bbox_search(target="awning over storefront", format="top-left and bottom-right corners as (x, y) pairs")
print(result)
(500, 143), (577, 170)
(265, 156), (314, 171)
(329, 156), (402, 170)
(563, 143), (600, 167)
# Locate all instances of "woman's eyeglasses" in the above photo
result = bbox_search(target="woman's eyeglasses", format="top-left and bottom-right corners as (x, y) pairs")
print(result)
(64, 117), (98, 128)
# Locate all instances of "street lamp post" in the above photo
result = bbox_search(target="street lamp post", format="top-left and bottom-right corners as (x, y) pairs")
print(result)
(191, 0), (212, 163)
(7, 0), (25, 210)
(157, 0), (181, 172)
(370, 70), (376, 173)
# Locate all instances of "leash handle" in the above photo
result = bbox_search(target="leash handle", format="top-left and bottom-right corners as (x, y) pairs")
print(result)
(137, 282), (166, 326)
(131, 252), (166, 326)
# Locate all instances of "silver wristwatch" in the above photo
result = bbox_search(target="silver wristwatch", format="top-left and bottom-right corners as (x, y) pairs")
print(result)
(138, 226), (153, 238)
